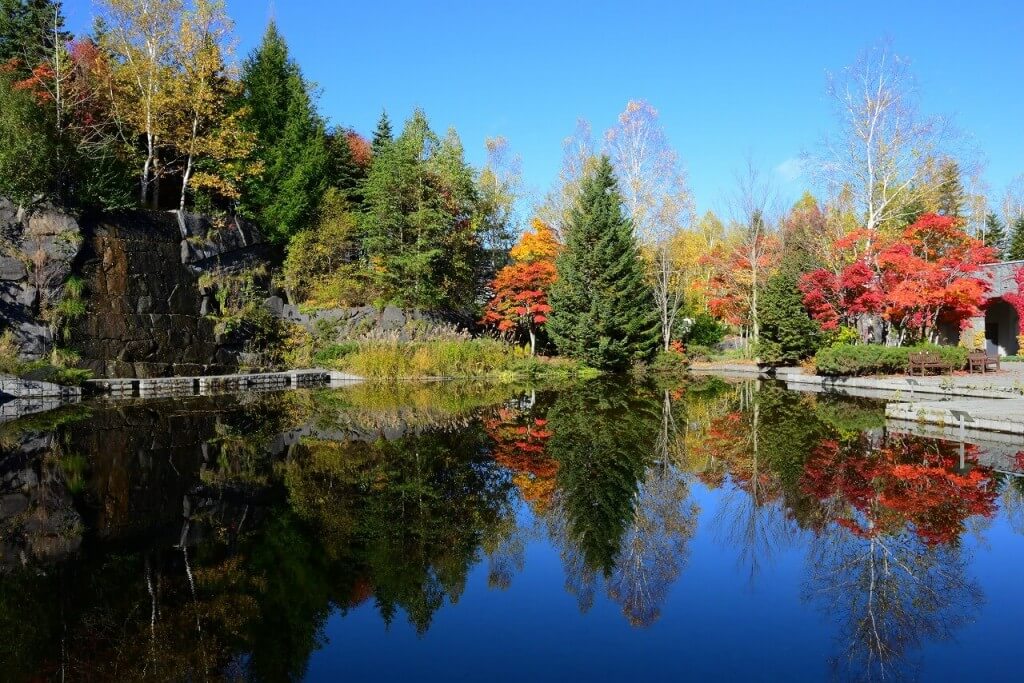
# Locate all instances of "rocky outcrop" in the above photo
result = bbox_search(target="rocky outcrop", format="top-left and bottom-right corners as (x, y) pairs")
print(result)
(0, 198), (82, 358)
(0, 199), (277, 378)
(274, 301), (473, 341)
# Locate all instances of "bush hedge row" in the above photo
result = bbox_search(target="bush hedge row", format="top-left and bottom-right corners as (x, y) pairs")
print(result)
(814, 343), (968, 377)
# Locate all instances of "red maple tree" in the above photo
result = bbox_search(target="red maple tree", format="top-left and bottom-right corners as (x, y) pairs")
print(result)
(484, 406), (557, 513)
(799, 214), (995, 343)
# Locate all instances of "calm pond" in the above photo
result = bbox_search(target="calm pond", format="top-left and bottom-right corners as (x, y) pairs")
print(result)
(2, 378), (1023, 682)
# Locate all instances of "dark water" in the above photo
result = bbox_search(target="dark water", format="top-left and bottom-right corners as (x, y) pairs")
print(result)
(2, 378), (1023, 682)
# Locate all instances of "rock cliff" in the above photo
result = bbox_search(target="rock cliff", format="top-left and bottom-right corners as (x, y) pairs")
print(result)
(0, 199), (276, 378)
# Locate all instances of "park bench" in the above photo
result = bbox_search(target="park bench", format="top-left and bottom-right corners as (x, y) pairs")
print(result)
(967, 351), (1000, 374)
(906, 351), (953, 376)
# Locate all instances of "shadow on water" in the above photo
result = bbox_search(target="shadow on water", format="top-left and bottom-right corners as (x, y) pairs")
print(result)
(1, 377), (1022, 681)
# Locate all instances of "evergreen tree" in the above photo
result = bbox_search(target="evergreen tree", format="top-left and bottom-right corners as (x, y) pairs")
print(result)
(0, 0), (69, 74)
(545, 381), (651, 575)
(0, 66), (57, 202)
(370, 110), (393, 156)
(547, 155), (659, 370)
(935, 159), (965, 218)
(1008, 215), (1024, 262)
(759, 194), (825, 364)
(360, 109), (484, 311)
(984, 212), (1007, 260)
(758, 269), (822, 364)
(238, 21), (329, 243)
(325, 126), (364, 206)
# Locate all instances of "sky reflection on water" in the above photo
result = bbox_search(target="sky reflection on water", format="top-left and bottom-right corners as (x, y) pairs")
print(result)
(1, 378), (1023, 682)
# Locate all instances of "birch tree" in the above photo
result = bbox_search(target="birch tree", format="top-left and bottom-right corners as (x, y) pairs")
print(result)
(98, 0), (182, 207)
(476, 136), (522, 272)
(605, 100), (693, 351)
(536, 118), (596, 239)
(729, 160), (779, 346)
(174, 0), (254, 210)
(811, 41), (946, 238)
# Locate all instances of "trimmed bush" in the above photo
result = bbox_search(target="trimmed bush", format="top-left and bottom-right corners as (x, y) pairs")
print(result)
(686, 344), (713, 362)
(814, 343), (968, 377)
(681, 312), (727, 348)
(649, 350), (690, 375)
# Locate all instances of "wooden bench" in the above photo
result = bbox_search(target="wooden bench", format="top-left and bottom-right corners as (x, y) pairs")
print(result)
(906, 351), (953, 376)
(967, 351), (1000, 374)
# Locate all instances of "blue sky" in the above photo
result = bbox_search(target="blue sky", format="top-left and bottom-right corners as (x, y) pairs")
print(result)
(61, 0), (1024, 217)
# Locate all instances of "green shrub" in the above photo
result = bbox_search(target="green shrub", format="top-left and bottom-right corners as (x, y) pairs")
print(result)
(814, 343), (967, 376)
(650, 350), (690, 375)
(313, 342), (359, 366)
(681, 312), (727, 347)
(686, 344), (713, 362)
(823, 325), (860, 348)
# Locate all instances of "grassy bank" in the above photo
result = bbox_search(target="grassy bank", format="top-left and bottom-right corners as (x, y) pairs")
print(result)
(309, 338), (600, 382)
(0, 332), (93, 386)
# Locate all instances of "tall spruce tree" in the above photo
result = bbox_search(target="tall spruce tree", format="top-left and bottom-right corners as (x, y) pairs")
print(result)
(325, 126), (364, 206)
(984, 212), (1007, 260)
(1008, 215), (1024, 261)
(370, 110), (393, 157)
(935, 159), (965, 218)
(547, 155), (658, 370)
(360, 109), (484, 311)
(759, 197), (824, 364)
(238, 21), (328, 243)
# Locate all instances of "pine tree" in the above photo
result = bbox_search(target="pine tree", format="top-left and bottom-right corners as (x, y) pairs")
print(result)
(984, 212), (1007, 260)
(0, 0), (69, 74)
(935, 159), (965, 218)
(547, 155), (659, 370)
(326, 125), (364, 206)
(238, 21), (329, 243)
(1008, 215), (1024, 262)
(758, 269), (822, 364)
(370, 109), (393, 156)
(360, 109), (484, 311)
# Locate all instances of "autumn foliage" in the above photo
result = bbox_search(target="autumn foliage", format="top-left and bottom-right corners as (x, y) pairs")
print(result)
(997, 266), (1024, 334)
(484, 406), (557, 512)
(799, 214), (995, 343)
(700, 234), (778, 327)
(481, 219), (559, 354)
(801, 435), (997, 546)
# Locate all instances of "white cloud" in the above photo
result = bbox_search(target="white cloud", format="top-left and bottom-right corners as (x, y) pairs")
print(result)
(775, 157), (804, 183)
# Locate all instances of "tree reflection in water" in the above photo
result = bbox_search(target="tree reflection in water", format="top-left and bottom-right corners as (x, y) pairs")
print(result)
(0, 379), (1014, 681)
(800, 433), (996, 681)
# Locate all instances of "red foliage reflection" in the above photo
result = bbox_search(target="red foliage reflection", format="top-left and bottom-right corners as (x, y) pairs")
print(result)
(801, 435), (998, 546)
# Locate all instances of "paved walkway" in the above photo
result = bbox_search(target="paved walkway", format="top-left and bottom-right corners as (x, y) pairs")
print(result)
(693, 361), (1024, 436)
(692, 361), (1024, 399)
(886, 398), (1024, 437)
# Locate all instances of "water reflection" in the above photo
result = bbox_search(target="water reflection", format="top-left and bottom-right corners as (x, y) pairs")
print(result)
(0, 378), (1019, 680)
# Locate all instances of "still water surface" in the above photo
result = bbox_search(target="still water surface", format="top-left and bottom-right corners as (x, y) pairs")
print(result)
(1, 378), (1023, 682)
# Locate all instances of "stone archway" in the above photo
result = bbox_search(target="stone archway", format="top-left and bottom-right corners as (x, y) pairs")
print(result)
(984, 298), (1020, 356)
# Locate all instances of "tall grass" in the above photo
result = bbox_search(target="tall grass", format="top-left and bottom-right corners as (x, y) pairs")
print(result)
(314, 337), (597, 381)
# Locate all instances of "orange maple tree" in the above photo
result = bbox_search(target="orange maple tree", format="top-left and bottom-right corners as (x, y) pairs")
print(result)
(484, 406), (557, 513)
(481, 218), (559, 355)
